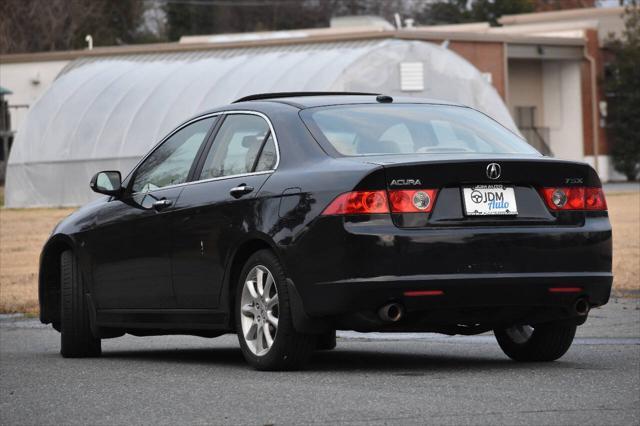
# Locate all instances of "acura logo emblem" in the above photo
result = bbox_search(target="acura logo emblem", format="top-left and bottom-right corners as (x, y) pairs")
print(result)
(486, 163), (501, 180)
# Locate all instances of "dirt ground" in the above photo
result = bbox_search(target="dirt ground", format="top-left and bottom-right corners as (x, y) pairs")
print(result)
(1, 192), (638, 314)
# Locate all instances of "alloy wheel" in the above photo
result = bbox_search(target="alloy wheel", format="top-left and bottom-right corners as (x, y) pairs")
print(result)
(240, 265), (279, 356)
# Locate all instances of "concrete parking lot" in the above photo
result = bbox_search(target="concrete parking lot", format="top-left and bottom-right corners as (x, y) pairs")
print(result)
(1, 298), (638, 425)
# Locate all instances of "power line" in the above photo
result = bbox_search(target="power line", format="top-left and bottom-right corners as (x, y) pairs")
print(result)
(144, 0), (309, 6)
(146, 0), (433, 6)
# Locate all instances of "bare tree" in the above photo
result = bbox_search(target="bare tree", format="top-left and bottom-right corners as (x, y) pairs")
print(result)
(0, 0), (147, 54)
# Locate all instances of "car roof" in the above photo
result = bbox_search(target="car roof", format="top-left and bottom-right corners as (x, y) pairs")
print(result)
(189, 93), (469, 128)
(229, 92), (464, 109)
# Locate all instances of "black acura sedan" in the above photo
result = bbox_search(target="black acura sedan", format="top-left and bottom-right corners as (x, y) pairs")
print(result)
(39, 93), (612, 370)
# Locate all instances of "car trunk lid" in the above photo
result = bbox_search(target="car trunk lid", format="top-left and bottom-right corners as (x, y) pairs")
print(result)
(348, 154), (601, 228)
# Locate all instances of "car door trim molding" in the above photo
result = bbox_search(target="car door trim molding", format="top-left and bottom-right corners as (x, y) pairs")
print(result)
(126, 110), (281, 195)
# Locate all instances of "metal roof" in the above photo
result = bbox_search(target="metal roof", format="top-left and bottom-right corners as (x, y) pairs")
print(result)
(498, 6), (624, 25)
(0, 27), (585, 65)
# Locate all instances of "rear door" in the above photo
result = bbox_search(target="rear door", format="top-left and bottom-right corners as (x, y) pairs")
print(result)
(170, 112), (278, 309)
(89, 116), (217, 309)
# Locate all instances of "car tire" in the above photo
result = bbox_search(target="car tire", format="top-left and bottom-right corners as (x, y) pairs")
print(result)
(494, 321), (576, 362)
(316, 329), (337, 351)
(60, 250), (101, 358)
(235, 250), (316, 371)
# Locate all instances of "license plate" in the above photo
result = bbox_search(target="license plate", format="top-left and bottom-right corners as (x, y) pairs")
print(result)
(463, 185), (518, 216)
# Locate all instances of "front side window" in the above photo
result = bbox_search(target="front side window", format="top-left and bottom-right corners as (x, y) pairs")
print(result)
(132, 117), (215, 193)
(199, 114), (274, 180)
(301, 104), (538, 156)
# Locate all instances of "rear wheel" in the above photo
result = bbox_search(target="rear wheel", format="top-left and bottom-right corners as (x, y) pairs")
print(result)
(494, 321), (576, 362)
(235, 250), (316, 370)
(60, 250), (101, 357)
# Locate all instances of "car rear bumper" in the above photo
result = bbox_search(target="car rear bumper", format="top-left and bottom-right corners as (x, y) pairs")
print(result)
(283, 214), (612, 328)
(299, 271), (612, 314)
(286, 272), (612, 333)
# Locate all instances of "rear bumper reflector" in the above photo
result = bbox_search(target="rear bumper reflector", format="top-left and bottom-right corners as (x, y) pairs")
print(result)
(403, 290), (444, 297)
(548, 287), (583, 293)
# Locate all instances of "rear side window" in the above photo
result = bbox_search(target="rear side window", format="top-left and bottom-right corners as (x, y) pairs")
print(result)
(199, 114), (275, 180)
(255, 134), (277, 172)
(301, 104), (538, 156)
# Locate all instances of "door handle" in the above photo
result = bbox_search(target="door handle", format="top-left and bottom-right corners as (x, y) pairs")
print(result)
(152, 199), (173, 210)
(230, 185), (254, 198)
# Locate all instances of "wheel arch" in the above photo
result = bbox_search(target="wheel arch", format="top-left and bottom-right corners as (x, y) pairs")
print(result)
(39, 235), (75, 328)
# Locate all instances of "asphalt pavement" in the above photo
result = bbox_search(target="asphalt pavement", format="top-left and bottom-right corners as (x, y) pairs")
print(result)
(1, 298), (639, 425)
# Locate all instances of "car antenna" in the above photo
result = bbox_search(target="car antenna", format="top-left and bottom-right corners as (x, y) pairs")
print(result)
(376, 95), (393, 103)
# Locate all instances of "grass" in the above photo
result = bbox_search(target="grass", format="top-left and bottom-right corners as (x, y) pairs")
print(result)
(0, 192), (638, 314)
(607, 192), (640, 295)
(0, 207), (74, 313)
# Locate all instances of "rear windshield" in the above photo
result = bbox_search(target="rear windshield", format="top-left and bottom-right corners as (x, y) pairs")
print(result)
(301, 104), (538, 156)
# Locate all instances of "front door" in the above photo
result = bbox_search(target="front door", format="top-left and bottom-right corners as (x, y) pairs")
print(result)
(89, 116), (217, 309)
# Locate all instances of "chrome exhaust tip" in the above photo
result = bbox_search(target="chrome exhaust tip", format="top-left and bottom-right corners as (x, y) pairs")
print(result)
(378, 303), (404, 322)
(574, 298), (590, 316)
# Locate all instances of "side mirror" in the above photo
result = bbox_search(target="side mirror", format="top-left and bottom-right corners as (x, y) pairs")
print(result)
(90, 171), (122, 197)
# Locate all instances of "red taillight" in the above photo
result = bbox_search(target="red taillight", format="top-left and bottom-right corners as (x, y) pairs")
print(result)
(322, 188), (439, 215)
(321, 191), (389, 215)
(388, 189), (438, 213)
(539, 187), (606, 211)
(585, 187), (607, 210)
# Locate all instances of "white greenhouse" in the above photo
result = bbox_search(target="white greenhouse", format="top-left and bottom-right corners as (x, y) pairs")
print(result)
(5, 39), (518, 207)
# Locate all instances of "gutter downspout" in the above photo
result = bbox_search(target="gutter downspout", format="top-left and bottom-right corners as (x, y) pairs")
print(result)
(584, 45), (599, 175)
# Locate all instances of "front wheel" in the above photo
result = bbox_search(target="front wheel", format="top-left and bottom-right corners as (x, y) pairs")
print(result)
(494, 321), (576, 362)
(235, 250), (316, 370)
(60, 250), (101, 357)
